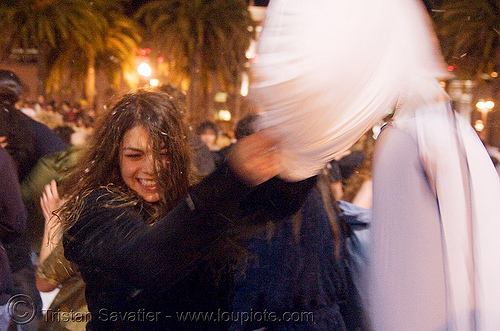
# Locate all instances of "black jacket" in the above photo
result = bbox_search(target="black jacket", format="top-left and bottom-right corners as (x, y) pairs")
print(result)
(0, 147), (26, 305)
(64, 163), (315, 330)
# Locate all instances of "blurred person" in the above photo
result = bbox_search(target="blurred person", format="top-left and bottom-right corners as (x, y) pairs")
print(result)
(52, 126), (76, 146)
(196, 120), (220, 151)
(250, 0), (500, 329)
(342, 133), (376, 209)
(188, 133), (217, 177)
(216, 114), (259, 167)
(0, 70), (67, 181)
(234, 114), (259, 141)
(215, 132), (233, 150)
(195, 120), (222, 168)
(59, 89), (315, 330)
(231, 169), (367, 331)
(0, 69), (67, 331)
(61, 102), (79, 124)
(157, 84), (217, 177)
(0, 147), (26, 331)
(226, 114), (367, 329)
(20, 126), (83, 253)
(19, 100), (36, 118)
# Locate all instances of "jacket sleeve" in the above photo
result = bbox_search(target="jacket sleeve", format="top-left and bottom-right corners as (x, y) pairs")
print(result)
(0, 147), (26, 241)
(64, 162), (315, 289)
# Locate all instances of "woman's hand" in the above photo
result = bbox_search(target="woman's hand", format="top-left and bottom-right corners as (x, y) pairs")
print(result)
(228, 130), (283, 186)
(39, 180), (65, 265)
(40, 180), (65, 226)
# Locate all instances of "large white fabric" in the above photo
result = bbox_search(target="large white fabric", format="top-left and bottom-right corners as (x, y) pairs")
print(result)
(251, 0), (450, 181)
(390, 102), (500, 330)
(251, 0), (500, 329)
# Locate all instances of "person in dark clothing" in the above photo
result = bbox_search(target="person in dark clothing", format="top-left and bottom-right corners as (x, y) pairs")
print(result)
(0, 70), (66, 331)
(0, 70), (66, 182)
(60, 89), (315, 330)
(0, 69), (67, 251)
(336, 151), (365, 182)
(196, 120), (220, 151)
(230, 169), (368, 331)
(0, 147), (27, 330)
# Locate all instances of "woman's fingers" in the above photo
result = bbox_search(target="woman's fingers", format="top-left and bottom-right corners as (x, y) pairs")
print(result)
(50, 179), (60, 201)
(41, 180), (63, 225)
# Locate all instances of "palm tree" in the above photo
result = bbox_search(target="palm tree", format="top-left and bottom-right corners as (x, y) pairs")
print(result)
(97, 9), (142, 93)
(0, 0), (141, 106)
(0, 0), (106, 96)
(136, 0), (255, 123)
(86, 0), (142, 107)
(48, 0), (142, 107)
(433, 0), (500, 80)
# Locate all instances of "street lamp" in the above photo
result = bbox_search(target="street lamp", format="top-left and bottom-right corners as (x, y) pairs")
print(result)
(149, 78), (159, 87)
(138, 62), (152, 77)
(217, 110), (231, 121)
(476, 99), (495, 124)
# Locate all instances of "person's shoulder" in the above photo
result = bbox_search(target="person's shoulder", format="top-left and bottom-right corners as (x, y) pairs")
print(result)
(83, 187), (123, 207)
(67, 187), (133, 236)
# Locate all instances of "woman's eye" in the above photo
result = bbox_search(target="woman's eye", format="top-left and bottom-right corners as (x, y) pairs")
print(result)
(124, 154), (142, 159)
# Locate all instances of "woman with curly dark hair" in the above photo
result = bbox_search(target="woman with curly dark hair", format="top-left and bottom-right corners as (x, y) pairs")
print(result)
(59, 88), (315, 330)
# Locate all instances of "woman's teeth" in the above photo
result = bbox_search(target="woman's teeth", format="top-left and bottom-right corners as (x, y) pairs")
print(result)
(138, 179), (157, 187)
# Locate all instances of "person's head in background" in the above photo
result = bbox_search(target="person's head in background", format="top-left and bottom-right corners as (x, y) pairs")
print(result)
(235, 114), (259, 140)
(0, 70), (23, 106)
(196, 121), (220, 150)
(0, 70), (38, 180)
(61, 88), (191, 221)
(53, 125), (75, 146)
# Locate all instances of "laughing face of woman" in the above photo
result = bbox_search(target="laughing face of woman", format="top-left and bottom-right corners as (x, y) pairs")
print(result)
(119, 125), (168, 203)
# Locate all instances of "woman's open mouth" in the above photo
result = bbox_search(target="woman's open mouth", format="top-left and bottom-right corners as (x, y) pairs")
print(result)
(137, 178), (158, 190)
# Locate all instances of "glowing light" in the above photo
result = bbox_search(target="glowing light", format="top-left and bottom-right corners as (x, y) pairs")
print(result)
(485, 101), (495, 109)
(241, 72), (249, 97)
(214, 92), (227, 103)
(157, 56), (165, 63)
(439, 81), (446, 88)
(447, 65), (454, 72)
(149, 78), (159, 87)
(217, 110), (231, 121)
(138, 62), (152, 77)
(491, 72), (498, 78)
(246, 40), (257, 59)
(474, 120), (484, 132)
(476, 100), (495, 110)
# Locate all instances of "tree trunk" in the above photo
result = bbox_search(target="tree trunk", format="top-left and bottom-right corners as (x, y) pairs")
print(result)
(202, 70), (214, 121)
(36, 44), (50, 97)
(188, 45), (204, 125)
(85, 52), (96, 108)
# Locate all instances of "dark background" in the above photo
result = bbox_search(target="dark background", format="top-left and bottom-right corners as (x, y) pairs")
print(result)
(129, 0), (269, 13)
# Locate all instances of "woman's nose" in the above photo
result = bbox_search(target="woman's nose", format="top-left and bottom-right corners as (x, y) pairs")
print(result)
(142, 153), (155, 174)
